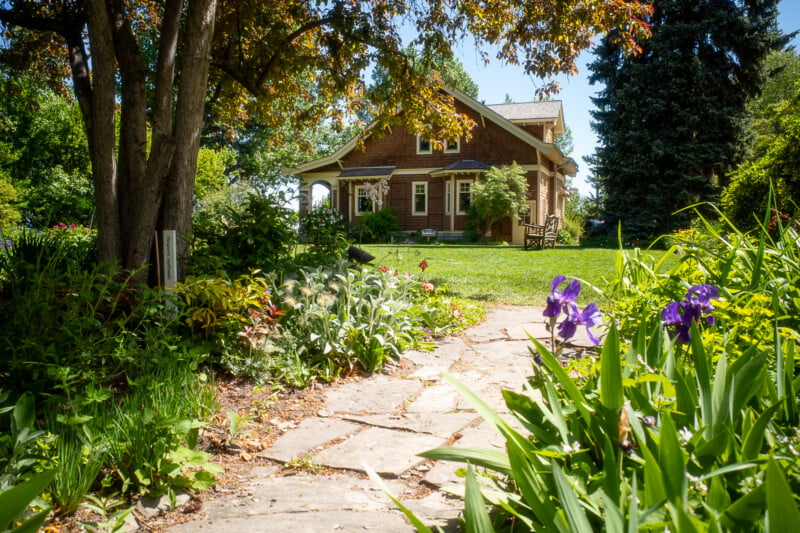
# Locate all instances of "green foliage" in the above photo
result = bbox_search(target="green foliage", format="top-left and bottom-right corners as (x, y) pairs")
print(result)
(420, 314), (800, 531)
(354, 206), (401, 244)
(297, 205), (349, 264)
(373, 203), (800, 531)
(416, 284), (485, 338)
(0, 226), (218, 509)
(0, 470), (55, 533)
(0, 75), (92, 226)
(368, 46), (480, 105)
(0, 392), (53, 492)
(470, 164), (528, 240)
(723, 82), (800, 230)
(194, 146), (237, 200)
(191, 192), (298, 277)
(0, 176), (21, 227)
(588, 0), (783, 238)
(275, 261), (426, 376)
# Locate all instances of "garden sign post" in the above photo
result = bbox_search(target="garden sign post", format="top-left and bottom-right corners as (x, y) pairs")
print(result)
(162, 230), (178, 291)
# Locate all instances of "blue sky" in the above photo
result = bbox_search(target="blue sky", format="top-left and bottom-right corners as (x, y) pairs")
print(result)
(452, 1), (800, 196)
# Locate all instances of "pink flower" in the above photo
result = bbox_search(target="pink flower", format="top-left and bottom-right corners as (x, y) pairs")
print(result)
(422, 282), (434, 292)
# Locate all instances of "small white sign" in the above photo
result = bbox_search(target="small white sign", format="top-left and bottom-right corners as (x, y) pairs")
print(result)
(162, 230), (177, 289)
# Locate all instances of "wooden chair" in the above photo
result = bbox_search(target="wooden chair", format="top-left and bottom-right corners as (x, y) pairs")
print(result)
(523, 214), (560, 250)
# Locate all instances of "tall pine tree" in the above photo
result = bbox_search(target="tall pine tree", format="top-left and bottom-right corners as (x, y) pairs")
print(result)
(587, 0), (783, 238)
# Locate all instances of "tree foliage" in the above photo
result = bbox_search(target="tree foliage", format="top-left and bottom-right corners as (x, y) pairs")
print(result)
(0, 0), (652, 281)
(369, 47), (480, 102)
(723, 78), (800, 228)
(587, 0), (783, 239)
(470, 163), (528, 239)
(0, 75), (92, 226)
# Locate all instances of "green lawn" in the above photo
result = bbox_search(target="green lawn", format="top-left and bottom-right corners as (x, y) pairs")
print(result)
(361, 244), (630, 306)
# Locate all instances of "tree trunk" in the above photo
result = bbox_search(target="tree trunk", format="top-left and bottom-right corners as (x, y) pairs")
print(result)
(160, 0), (217, 280)
(85, 0), (121, 265)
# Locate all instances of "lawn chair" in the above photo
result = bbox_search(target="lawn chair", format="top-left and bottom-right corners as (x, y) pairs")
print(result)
(523, 214), (559, 250)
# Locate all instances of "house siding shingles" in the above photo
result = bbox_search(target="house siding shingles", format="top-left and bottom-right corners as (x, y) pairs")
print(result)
(296, 94), (572, 242)
(335, 100), (545, 233)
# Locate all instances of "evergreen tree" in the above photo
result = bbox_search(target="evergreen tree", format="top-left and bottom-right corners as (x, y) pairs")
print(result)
(587, 0), (783, 238)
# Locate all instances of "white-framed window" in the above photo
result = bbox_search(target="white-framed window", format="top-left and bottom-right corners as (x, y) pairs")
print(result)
(355, 185), (371, 215)
(444, 137), (460, 153)
(416, 135), (432, 154)
(412, 181), (428, 215)
(457, 179), (472, 215)
(445, 181), (452, 215)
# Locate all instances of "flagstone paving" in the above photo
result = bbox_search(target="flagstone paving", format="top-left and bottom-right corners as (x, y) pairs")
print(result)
(168, 305), (596, 532)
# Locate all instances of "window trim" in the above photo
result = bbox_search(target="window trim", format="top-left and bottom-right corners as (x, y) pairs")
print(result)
(355, 185), (371, 216)
(416, 135), (432, 154)
(457, 179), (473, 215)
(445, 181), (452, 215)
(444, 137), (461, 153)
(412, 181), (428, 216)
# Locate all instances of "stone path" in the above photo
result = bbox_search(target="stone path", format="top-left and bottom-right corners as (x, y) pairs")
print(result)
(168, 305), (594, 532)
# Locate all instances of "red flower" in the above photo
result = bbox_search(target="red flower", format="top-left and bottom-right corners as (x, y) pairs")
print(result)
(380, 265), (389, 273)
(419, 259), (428, 272)
(422, 282), (434, 292)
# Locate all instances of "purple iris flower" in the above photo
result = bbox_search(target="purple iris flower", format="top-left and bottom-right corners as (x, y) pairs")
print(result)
(557, 302), (602, 345)
(662, 284), (719, 343)
(543, 276), (582, 317)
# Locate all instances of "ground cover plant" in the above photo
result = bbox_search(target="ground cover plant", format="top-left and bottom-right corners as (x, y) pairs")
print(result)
(0, 222), (486, 526)
(380, 205), (800, 531)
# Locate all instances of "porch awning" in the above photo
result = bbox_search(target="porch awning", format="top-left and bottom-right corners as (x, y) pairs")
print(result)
(430, 159), (491, 177)
(337, 166), (396, 180)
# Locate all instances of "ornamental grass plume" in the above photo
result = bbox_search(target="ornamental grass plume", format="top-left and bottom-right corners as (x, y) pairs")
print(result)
(661, 284), (719, 343)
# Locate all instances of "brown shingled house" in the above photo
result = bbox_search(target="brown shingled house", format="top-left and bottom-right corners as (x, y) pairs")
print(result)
(292, 89), (576, 244)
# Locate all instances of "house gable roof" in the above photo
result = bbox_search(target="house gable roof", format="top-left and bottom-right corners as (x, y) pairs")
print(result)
(486, 101), (565, 135)
(290, 88), (575, 175)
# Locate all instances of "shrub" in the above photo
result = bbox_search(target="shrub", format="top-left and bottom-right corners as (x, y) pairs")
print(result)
(354, 206), (401, 243)
(190, 192), (297, 277)
(297, 206), (349, 265)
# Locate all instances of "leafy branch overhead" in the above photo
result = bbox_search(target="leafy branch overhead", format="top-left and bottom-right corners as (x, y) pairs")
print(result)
(0, 0), (652, 279)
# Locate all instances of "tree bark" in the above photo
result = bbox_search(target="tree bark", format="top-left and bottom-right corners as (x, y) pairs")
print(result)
(160, 0), (217, 280)
(85, 0), (121, 264)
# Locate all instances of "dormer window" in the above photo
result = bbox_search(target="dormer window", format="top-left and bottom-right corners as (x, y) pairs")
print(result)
(416, 136), (432, 154)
